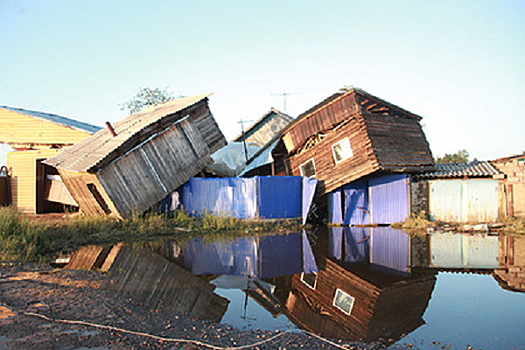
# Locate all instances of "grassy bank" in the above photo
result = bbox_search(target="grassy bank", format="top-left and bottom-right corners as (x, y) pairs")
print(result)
(0, 207), (302, 263)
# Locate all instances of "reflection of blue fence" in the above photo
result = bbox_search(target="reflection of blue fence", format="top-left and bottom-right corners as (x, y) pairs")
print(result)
(184, 231), (318, 278)
(182, 176), (315, 220)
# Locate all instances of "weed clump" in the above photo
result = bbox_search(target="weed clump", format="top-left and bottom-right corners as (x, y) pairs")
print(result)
(0, 207), (302, 263)
(503, 217), (525, 235)
(392, 211), (435, 232)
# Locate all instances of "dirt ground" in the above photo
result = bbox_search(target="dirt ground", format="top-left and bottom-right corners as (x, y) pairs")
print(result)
(0, 263), (383, 350)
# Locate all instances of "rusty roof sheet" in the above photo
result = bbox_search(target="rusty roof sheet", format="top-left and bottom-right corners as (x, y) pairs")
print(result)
(44, 93), (212, 173)
(417, 161), (501, 179)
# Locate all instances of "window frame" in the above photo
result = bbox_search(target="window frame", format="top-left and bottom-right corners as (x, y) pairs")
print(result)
(299, 158), (316, 177)
(332, 288), (355, 315)
(331, 138), (353, 164)
(300, 271), (318, 290)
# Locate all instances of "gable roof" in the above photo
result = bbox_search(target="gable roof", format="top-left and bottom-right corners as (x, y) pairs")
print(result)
(417, 161), (500, 179)
(0, 105), (101, 134)
(232, 108), (293, 142)
(44, 93), (213, 173)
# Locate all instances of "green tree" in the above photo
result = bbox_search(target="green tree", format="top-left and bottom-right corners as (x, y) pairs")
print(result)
(120, 87), (175, 115)
(435, 149), (470, 164)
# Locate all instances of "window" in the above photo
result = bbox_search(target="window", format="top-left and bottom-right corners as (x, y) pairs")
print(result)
(87, 183), (111, 214)
(333, 288), (355, 315)
(332, 138), (353, 164)
(300, 272), (318, 290)
(299, 159), (316, 177)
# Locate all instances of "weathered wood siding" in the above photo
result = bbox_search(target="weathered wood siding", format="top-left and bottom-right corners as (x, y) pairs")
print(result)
(7, 149), (61, 213)
(57, 168), (117, 217)
(282, 93), (358, 153)
(188, 102), (226, 154)
(288, 115), (380, 194)
(234, 111), (293, 148)
(0, 108), (91, 146)
(98, 118), (212, 218)
(287, 258), (380, 340)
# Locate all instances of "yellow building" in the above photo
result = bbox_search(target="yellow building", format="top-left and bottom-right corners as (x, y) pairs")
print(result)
(0, 106), (100, 214)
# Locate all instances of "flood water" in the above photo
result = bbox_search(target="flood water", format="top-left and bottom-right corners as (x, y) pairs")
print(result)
(72, 227), (525, 350)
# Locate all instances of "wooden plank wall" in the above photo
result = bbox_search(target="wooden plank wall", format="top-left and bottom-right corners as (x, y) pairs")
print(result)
(0, 108), (91, 146)
(363, 112), (434, 168)
(241, 113), (292, 148)
(98, 118), (212, 219)
(282, 93), (358, 153)
(190, 102), (227, 153)
(288, 257), (380, 340)
(57, 168), (117, 217)
(288, 115), (380, 195)
(7, 149), (61, 213)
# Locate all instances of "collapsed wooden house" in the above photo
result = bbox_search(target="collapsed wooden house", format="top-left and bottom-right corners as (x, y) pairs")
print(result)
(269, 88), (434, 225)
(44, 94), (227, 219)
(271, 88), (435, 195)
(0, 105), (100, 213)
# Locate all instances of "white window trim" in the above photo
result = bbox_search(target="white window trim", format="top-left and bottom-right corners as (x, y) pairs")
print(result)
(333, 288), (355, 315)
(331, 138), (353, 164)
(299, 158), (316, 177)
(300, 271), (318, 290)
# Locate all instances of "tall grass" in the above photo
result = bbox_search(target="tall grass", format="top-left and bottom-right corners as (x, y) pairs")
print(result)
(0, 207), (302, 262)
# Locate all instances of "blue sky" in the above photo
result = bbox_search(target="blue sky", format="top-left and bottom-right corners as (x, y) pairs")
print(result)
(1, 0), (524, 160)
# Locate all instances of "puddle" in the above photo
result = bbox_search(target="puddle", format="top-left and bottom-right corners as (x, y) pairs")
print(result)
(68, 228), (525, 350)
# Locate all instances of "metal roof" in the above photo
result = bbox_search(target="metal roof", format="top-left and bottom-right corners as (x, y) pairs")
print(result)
(0, 105), (101, 134)
(417, 161), (501, 179)
(44, 93), (212, 173)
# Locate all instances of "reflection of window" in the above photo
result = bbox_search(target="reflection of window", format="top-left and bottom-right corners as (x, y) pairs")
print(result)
(301, 272), (317, 290)
(300, 159), (316, 177)
(332, 138), (353, 164)
(333, 288), (355, 315)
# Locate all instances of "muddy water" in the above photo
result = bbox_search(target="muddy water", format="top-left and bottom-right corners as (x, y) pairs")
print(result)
(69, 227), (525, 350)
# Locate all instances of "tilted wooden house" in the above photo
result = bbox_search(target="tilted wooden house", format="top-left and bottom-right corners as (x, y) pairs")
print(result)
(272, 88), (435, 195)
(44, 94), (227, 219)
(0, 105), (100, 214)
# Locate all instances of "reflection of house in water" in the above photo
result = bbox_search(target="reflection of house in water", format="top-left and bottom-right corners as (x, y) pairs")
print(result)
(67, 243), (229, 322)
(495, 235), (525, 293)
(273, 227), (436, 343)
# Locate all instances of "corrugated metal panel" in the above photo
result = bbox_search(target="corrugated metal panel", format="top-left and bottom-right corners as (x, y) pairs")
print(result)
(419, 161), (500, 179)
(429, 233), (499, 269)
(183, 177), (257, 219)
(429, 179), (498, 222)
(343, 179), (370, 225)
(302, 177), (318, 224)
(343, 226), (370, 264)
(328, 189), (343, 225)
(370, 227), (410, 276)
(258, 176), (301, 219)
(369, 174), (409, 225)
(258, 233), (303, 278)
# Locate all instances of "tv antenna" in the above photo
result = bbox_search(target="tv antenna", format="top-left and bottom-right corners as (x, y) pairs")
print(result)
(271, 92), (300, 113)
(238, 119), (254, 162)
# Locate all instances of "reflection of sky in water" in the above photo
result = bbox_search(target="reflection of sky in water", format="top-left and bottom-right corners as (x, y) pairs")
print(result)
(214, 288), (297, 332)
(393, 272), (525, 350)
